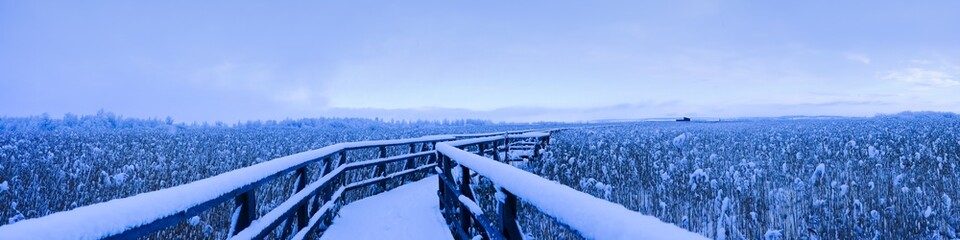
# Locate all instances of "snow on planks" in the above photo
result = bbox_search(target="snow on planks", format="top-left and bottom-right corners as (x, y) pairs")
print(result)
(320, 176), (453, 240)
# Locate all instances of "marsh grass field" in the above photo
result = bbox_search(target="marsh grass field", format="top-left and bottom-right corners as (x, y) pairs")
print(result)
(529, 114), (960, 239)
(2, 113), (959, 239)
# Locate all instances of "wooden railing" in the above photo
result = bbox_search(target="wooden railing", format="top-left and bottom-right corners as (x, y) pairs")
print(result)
(435, 131), (553, 240)
(435, 130), (707, 240)
(0, 130), (550, 240)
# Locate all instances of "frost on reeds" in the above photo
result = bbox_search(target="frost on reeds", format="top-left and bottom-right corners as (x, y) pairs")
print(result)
(529, 115), (960, 239)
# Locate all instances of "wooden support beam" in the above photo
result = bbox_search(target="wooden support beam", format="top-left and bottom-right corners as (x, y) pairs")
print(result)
(498, 188), (522, 240)
(460, 166), (474, 236)
(373, 146), (388, 178)
(427, 142), (438, 164)
(404, 143), (416, 170)
(232, 190), (257, 236)
(492, 142), (501, 162)
(374, 146), (388, 189)
(295, 167), (309, 228)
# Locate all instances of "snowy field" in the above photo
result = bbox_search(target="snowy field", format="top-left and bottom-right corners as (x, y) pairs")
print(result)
(1, 113), (958, 239)
(525, 113), (960, 239)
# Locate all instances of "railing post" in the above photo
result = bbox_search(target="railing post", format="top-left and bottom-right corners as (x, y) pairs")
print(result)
(427, 142), (438, 164)
(404, 143), (416, 170)
(373, 146), (388, 189)
(338, 151), (347, 166)
(460, 166), (474, 236)
(310, 157), (331, 220)
(232, 190), (257, 236)
(437, 152), (449, 224)
(478, 143), (486, 158)
(296, 167), (309, 229)
(279, 166), (310, 239)
(420, 143), (430, 165)
(492, 141), (501, 162)
(373, 146), (388, 178)
(322, 156), (333, 176)
(320, 174), (340, 228)
(503, 134), (510, 161)
(499, 188), (522, 239)
(533, 139), (541, 159)
(442, 155), (454, 216)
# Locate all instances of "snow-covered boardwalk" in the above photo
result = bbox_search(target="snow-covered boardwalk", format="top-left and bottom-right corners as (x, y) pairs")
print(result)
(320, 176), (452, 240)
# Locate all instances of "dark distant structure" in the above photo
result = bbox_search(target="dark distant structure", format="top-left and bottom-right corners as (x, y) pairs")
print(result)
(676, 117), (691, 122)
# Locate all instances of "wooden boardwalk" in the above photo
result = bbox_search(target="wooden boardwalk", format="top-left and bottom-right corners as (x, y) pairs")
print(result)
(320, 176), (452, 240)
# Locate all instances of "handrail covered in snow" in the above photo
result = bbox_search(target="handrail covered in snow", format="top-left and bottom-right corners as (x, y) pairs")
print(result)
(435, 131), (707, 240)
(0, 130), (547, 240)
(435, 131), (554, 240)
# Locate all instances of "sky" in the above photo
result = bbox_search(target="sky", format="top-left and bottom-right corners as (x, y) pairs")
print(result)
(1, 1), (958, 122)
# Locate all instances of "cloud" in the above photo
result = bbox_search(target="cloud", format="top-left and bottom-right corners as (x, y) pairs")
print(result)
(192, 61), (330, 109)
(792, 100), (893, 107)
(883, 68), (960, 88)
(318, 101), (686, 122)
(844, 53), (872, 64)
(275, 87), (324, 107)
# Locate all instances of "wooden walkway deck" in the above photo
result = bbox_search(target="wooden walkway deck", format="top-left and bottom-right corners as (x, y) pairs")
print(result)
(320, 176), (452, 240)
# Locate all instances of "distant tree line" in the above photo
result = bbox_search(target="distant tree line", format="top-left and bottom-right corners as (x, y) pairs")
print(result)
(0, 110), (521, 131)
(874, 111), (959, 119)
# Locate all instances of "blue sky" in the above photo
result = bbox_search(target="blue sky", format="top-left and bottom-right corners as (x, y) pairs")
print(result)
(1, 1), (958, 122)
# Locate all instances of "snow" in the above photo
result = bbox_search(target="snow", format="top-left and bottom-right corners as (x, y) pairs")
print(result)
(112, 173), (128, 185)
(7, 214), (24, 225)
(512, 131), (550, 138)
(231, 160), (354, 239)
(0, 181), (8, 193)
(0, 131), (501, 239)
(0, 130), (545, 239)
(810, 163), (826, 184)
(229, 206), (241, 237)
(339, 135), (455, 150)
(924, 206), (935, 218)
(764, 229), (782, 240)
(188, 216), (200, 227)
(0, 143), (344, 239)
(319, 176), (452, 240)
(944, 194), (953, 210)
(445, 132), (549, 147)
(436, 143), (707, 240)
(458, 195), (484, 216)
(445, 135), (508, 147)
(451, 129), (555, 139)
(579, 178), (612, 200)
(868, 145), (880, 159)
(238, 162), (438, 240)
(672, 133), (687, 148)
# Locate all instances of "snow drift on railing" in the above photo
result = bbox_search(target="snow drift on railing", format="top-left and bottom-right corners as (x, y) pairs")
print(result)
(436, 143), (707, 240)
